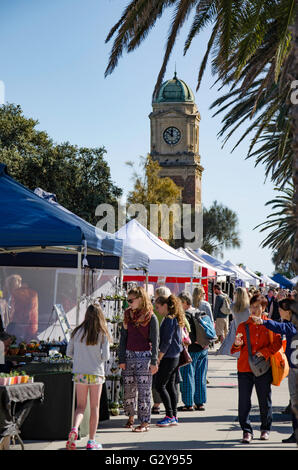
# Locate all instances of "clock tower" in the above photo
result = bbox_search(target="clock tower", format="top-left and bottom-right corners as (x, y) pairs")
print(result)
(149, 72), (203, 209)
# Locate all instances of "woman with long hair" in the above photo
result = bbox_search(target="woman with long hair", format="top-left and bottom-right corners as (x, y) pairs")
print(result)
(217, 287), (250, 357)
(192, 286), (214, 322)
(154, 295), (184, 427)
(118, 286), (159, 432)
(151, 286), (172, 415)
(66, 304), (111, 450)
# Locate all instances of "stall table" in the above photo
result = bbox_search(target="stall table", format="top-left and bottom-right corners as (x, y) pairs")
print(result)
(0, 382), (44, 450)
(19, 361), (109, 440)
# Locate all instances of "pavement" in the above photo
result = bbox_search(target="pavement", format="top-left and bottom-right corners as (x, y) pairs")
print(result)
(9, 351), (298, 451)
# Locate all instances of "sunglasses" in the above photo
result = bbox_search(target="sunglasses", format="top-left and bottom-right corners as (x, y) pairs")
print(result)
(127, 298), (138, 304)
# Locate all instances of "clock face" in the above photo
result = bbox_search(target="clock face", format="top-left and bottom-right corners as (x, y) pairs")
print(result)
(163, 127), (181, 145)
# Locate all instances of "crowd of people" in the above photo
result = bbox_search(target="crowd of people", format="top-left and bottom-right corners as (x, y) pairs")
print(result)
(63, 282), (297, 450)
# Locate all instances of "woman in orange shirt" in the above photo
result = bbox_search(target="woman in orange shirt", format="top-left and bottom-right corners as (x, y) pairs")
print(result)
(231, 294), (282, 444)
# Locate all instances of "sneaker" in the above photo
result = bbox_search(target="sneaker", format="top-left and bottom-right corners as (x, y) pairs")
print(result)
(170, 417), (178, 426)
(86, 440), (103, 450)
(282, 434), (296, 443)
(66, 428), (78, 450)
(156, 416), (175, 427)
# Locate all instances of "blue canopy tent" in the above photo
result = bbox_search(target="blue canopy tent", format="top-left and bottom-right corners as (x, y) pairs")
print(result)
(0, 164), (149, 328)
(271, 273), (295, 290)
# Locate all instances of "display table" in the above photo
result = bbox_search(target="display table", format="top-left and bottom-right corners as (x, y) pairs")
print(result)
(0, 382), (45, 450)
(19, 362), (109, 440)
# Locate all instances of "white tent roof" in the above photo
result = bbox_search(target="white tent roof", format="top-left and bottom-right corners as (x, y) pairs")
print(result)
(179, 247), (229, 277)
(261, 274), (280, 287)
(194, 248), (235, 277)
(291, 275), (298, 284)
(224, 260), (256, 283)
(242, 266), (262, 281)
(115, 219), (202, 277)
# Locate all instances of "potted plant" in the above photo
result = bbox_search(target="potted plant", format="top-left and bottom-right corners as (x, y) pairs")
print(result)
(18, 342), (27, 355)
(8, 344), (19, 356)
(109, 401), (120, 416)
(0, 373), (9, 386)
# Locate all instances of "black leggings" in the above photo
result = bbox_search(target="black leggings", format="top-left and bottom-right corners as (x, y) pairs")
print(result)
(155, 356), (180, 418)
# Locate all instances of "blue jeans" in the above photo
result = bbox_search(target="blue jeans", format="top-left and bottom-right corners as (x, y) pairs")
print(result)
(180, 349), (208, 407)
(237, 368), (273, 435)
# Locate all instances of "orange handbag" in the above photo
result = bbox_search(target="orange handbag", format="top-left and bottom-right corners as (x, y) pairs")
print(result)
(268, 330), (289, 386)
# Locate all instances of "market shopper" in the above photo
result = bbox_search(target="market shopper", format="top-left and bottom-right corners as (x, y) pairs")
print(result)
(231, 294), (282, 443)
(154, 295), (184, 426)
(66, 304), (111, 450)
(251, 298), (298, 443)
(213, 284), (230, 344)
(151, 286), (171, 415)
(118, 286), (159, 432)
(192, 286), (214, 322)
(178, 291), (208, 411)
(217, 287), (250, 356)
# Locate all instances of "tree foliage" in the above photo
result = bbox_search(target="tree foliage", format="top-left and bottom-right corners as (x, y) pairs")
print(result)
(0, 104), (122, 225)
(202, 200), (241, 257)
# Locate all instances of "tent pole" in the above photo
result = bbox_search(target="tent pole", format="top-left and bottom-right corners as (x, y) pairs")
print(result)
(76, 249), (82, 327)
(119, 256), (123, 292)
(145, 271), (149, 292)
(190, 277), (193, 296)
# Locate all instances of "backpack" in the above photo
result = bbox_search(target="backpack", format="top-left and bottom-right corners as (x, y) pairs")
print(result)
(190, 311), (217, 349)
(220, 295), (231, 316)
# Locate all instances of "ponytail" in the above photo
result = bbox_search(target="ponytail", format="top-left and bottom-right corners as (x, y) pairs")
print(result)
(155, 294), (185, 328)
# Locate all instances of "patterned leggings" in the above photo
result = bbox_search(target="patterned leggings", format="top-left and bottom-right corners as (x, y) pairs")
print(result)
(122, 350), (152, 423)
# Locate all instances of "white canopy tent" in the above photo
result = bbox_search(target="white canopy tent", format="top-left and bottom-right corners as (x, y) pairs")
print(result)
(194, 248), (235, 277)
(291, 275), (298, 284)
(224, 260), (256, 284)
(178, 247), (228, 279)
(115, 219), (202, 278)
(261, 274), (280, 288)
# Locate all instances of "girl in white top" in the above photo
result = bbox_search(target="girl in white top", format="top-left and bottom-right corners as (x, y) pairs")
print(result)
(66, 304), (111, 450)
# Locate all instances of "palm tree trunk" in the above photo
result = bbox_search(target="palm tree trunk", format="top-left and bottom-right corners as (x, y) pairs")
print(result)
(289, 3), (298, 446)
(289, 4), (298, 283)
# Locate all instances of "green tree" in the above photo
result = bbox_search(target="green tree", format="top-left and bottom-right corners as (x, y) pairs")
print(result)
(0, 104), (122, 225)
(126, 154), (182, 243)
(202, 200), (241, 257)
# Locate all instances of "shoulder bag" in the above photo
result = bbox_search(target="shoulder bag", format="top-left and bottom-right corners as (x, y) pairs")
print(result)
(245, 324), (271, 377)
(268, 330), (289, 386)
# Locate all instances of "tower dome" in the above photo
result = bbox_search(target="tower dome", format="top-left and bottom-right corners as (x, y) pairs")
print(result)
(152, 72), (195, 103)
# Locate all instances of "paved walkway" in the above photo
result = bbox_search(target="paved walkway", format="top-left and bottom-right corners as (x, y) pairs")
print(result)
(11, 352), (297, 451)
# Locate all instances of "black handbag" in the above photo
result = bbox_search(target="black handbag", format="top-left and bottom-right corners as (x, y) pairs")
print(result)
(178, 346), (192, 368)
(245, 324), (271, 377)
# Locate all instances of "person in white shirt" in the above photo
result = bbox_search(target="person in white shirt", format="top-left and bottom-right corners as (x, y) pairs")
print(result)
(66, 304), (111, 450)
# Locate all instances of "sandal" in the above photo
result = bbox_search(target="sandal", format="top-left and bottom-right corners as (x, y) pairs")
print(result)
(194, 404), (205, 411)
(124, 417), (134, 428)
(132, 423), (150, 432)
(178, 406), (194, 411)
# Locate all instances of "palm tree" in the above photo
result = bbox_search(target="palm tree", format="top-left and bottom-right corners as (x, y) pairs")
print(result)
(254, 184), (296, 270)
(105, 1), (295, 101)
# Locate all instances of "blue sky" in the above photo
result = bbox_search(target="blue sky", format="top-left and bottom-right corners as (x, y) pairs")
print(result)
(1, 0), (278, 275)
